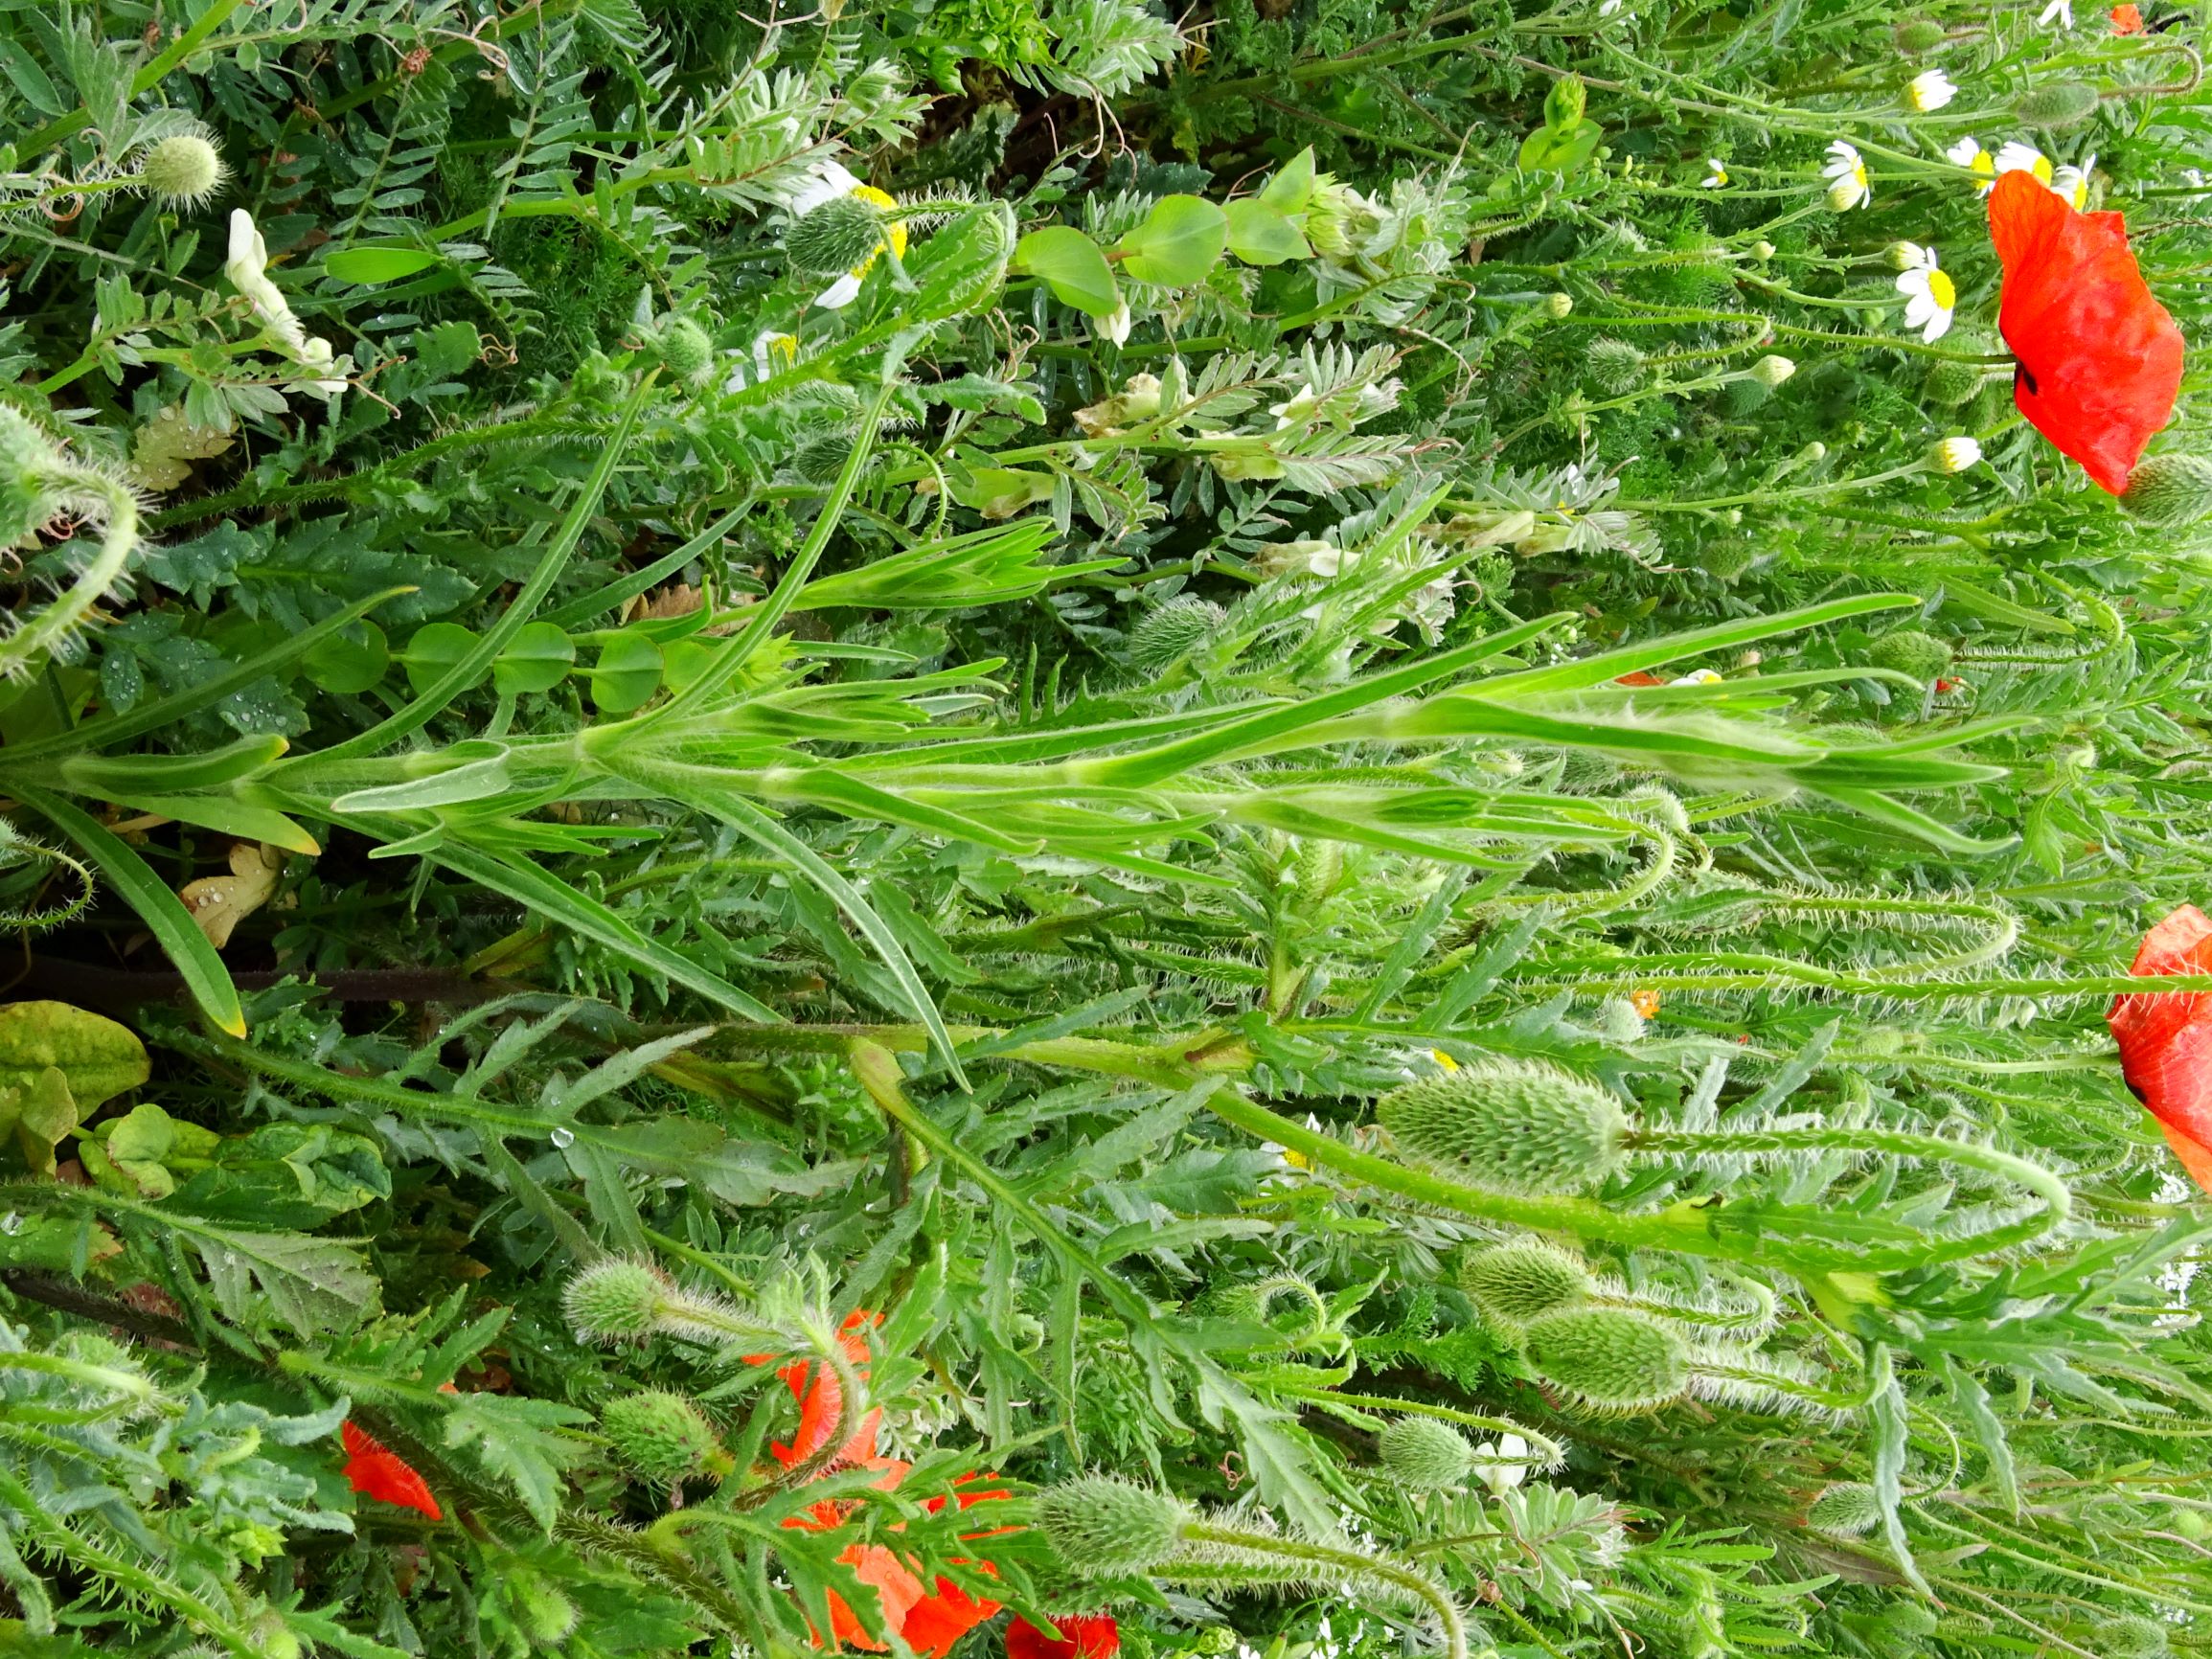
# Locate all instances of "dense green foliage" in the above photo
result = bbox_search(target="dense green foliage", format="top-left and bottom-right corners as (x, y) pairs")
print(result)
(1, 2), (2210, 1657)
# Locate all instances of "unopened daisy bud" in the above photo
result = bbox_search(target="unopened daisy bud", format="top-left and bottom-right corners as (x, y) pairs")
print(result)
(2119, 452), (2212, 527)
(1905, 69), (1957, 112)
(1378, 1418), (1474, 1490)
(787, 193), (886, 275)
(1807, 1481), (1883, 1535)
(562, 1259), (673, 1342)
(1585, 337), (1646, 394)
(1797, 441), (1828, 464)
(1867, 627), (1952, 680)
(1894, 16), (1947, 51)
(1751, 239), (1776, 262)
(140, 132), (226, 208)
(1545, 291), (1574, 319)
(1462, 1240), (1592, 1327)
(600, 1391), (733, 1486)
(2013, 80), (2101, 129)
(1930, 435), (1982, 473)
(654, 318), (714, 382)
(1036, 1476), (1193, 1576)
(1377, 1060), (1630, 1195)
(1886, 240), (1927, 271)
(1749, 354), (1796, 389)
(1520, 1307), (1690, 1413)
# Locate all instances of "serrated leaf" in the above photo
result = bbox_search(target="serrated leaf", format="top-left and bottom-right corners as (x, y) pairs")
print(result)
(441, 1391), (592, 1533)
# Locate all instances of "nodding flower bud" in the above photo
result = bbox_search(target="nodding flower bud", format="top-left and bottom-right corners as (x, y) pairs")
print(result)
(1129, 596), (1228, 673)
(1929, 435), (1982, 474)
(1520, 1307), (1690, 1414)
(1806, 1481), (1883, 1535)
(1797, 442), (1828, 464)
(2119, 452), (2212, 528)
(654, 318), (714, 381)
(1377, 1060), (1630, 1194)
(1749, 354), (1797, 390)
(1585, 337), (1647, 395)
(1867, 628), (1952, 682)
(1035, 1476), (1193, 1576)
(140, 132), (226, 208)
(0, 406), (62, 547)
(2097, 1615), (2173, 1659)
(1462, 1240), (1594, 1327)
(2013, 80), (2101, 130)
(787, 193), (886, 275)
(1544, 291), (1575, 319)
(600, 1391), (733, 1487)
(1893, 17), (1947, 52)
(1378, 1418), (1474, 1491)
(562, 1259), (673, 1343)
(1925, 354), (1987, 408)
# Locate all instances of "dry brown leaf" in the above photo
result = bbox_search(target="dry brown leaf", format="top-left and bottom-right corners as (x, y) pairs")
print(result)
(624, 582), (704, 623)
(179, 841), (285, 948)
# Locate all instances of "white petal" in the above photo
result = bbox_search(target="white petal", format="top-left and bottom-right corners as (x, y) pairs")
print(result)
(811, 273), (863, 309)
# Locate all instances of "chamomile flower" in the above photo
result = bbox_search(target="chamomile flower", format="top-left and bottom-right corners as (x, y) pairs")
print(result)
(1895, 245), (1957, 342)
(723, 330), (800, 394)
(2039, 0), (2074, 25)
(1823, 141), (1871, 210)
(1948, 135), (1997, 193)
(1907, 69), (1959, 111)
(1702, 157), (1729, 188)
(780, 159), (907, 310)
(1995, 141), (2054, 185)
(1932, 435), (1983, 473)
(2051, 151), (2096, 209)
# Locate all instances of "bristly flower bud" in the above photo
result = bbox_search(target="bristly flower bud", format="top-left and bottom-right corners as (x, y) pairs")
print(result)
(1749, 353), (1796, 389)
(2097, 1615), (2172, 1659)
(1520, 1307), (1690, 1414)
(600, 1391), (733, 1486)
(0, 405), (62, 547)
(1893, 17), (1947, 52)
(2119, 452), (2212, 528)
(1806, 1481), (1883, 1535)
(1036, 1476), (1193, 1576)
(563, 1259), (673, 1343)
(1867, 628), (1951, 681)
(140, 132), (226, 208)
(1378, 1418), (1474, 1490)
(654, 318), (714, 382)
(1129, 596), (1228, 673)
(1925, 355), (1987, 407)
(1378, 1060), (1630, 1194)
(2013, 81), (2101, 129)
(1585, 337), (1646, 395)
(787, 193), (887, 275)
(1462, 1240), (1593, 1327)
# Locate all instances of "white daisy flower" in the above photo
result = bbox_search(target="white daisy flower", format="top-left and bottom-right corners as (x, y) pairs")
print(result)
(2051, 151), (2096, 210)
(1702, 157), (1728, 188)
(1932, 435), (1983, 473)
(1948, 135), (1997, 193)
(2038, 0), (2073, 25)
(1670, 669), (1724, 685)
(780, 159), (907, 311)
(723, 330), (800, 394)
(1995, 142), (2054, 185)
(1823, 141), (1871, 210)
(1907, 69), (1958, 112)
(1895, 246), (1957, 343)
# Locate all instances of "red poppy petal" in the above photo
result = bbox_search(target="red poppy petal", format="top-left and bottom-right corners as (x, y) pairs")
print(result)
(901, 1579), (1002, 1659)
(1991, 170), (2183, 493)
(2108, 904), (2212, 1188)
(1009, 1615), (1121, 1659)
(342, 1443), (443, 1520)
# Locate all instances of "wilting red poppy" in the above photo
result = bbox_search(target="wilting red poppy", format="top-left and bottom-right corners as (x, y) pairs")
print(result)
(2107, 903), (2212, 1192)
(339, 1421), (442, 1521)
(2111, 3), (2146, 30)
(787, 1476), (1013, 1655)
(1008, 1615), (1122, 1659)
(752, 1309), (888, 1472)
(1990, 169), (2184, 494)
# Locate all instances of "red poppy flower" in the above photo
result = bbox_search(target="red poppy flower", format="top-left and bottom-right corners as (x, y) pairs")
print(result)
(1614, 670), (1666, 687)
(1008, 1615), (1122, 1659)
(1990, 168), (2184, 494)
(753, 1310), (886, 1471)
(339, 1421), (442, 1521)
(788, 1479), (1014, 1655)
(2111, 3), (2146, 30)
(2107, 903), (2212, 1192)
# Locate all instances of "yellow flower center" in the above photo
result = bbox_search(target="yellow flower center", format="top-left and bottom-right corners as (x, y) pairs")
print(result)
(2032, 156), (2054, 185)
(1853, 162), (1869, 189)
(1971, 150), (1995, 177)
(848, 183), (907, 276)
(1927, 268), (1956, 310)
(765, 333), (798, 367)
(1631, 989), (1662, 1019)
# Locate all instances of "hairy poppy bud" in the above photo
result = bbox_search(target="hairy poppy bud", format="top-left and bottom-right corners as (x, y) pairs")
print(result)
(562, 1259), (672, 1342)
(1377, 1060), (1630, 1194)
(1520, 1307), (1690, 1413)
(1129, 596), (1228, 673)
(1893, 17), (1947, 51)
(140, 133), (226, 207)
(1877, 1604), (1939, 1642)
(0, 406), (61, 546)
(1749, 354), (1796, 390)
(601, 1391), (732, 1486)
(1723, 378), (1771, 416)
(2119, 452), (2212, 527)
(506, 1567), (582, 1645)
(1378, 1418), (1474, 1490)
(654, 318), (714, 381)
(787, 193), (886, 275)
(1585, 337), (1646, 394)
(2097, 1615), (2171, 1659)
(1867, 628), (1951, 681)
(1807, 1481), (1882, 1535)
(1462, 1240), (1593, 1326)
(1925, 355), (1987, 407)
(1035, 1476), (1193, 1575)
(1544, 291), (1575, 319)
(2013, 81), (2102, 129)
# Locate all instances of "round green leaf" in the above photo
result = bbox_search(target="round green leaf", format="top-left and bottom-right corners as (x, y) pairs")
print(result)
(589, 628), (665, 714)
(324, 246), (442, 284)
(1114, 195), (1228, 287)
(1014, 225), (1120, 316)
(1258, 148), (1318, 214)
(492, 621), (578, 696)
(301, 619), (389, 695)
(399, 622), (482, 696)
(1224, 199), (1311, 267)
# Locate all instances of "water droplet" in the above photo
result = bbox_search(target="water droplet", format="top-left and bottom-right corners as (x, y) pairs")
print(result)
(0, 1213), (20, 1236)
(550, 1125), (576, 1148)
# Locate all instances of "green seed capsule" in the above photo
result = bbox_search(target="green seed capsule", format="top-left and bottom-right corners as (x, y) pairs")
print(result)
(1866, 628), (1951, 682)
(601, 1391), (730, 1487)
(2013, 81), (2101, 129)
(1378, 1418), (1474, 1490)
(2120, 453), (2212, 528)
(787, 193), (885, 275)
(1807, 1481), (1883, 1535)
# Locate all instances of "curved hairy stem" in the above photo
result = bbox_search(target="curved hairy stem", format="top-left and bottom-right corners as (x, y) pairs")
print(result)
(0, 467), (139, 682)
(1176, 1519), (1470, 1659)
